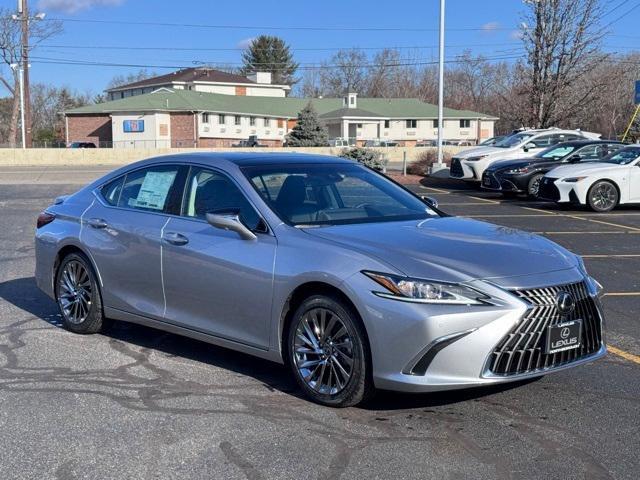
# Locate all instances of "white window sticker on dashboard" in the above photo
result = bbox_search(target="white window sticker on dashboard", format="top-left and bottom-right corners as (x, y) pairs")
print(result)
(133, 171), (176, 210)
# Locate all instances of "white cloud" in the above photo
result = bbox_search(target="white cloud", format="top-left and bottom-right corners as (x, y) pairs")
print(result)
(37, 0), (125, 14)
(236, 37), (256, 49)
(481, 21), (500, 33)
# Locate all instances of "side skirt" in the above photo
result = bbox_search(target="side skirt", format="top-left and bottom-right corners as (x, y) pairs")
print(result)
(104, 306), (284, 364)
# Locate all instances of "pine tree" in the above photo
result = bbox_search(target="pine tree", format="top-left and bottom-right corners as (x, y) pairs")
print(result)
(285, 102), (328, 147)
(241, 35), (298, 85)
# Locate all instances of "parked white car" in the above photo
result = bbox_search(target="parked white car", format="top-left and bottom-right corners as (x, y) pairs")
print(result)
(450, 129), (601, 182)
(537, 146), (640, 212)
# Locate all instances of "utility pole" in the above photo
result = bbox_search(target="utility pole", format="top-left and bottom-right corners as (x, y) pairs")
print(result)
(435, 0), (446, 171)
(20, 0), (32, 148)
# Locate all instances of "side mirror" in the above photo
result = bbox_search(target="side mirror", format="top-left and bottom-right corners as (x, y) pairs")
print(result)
(567, 154), (581, 163)
(206, 209), (257, 240)
(420, 195), (438, 209)
(523, 142), (536, 152)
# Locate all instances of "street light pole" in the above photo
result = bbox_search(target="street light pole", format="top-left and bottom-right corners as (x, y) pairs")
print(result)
(436, 0), (445, 169)
(20, 0), (32, 148)
(10, 63), (26, 149)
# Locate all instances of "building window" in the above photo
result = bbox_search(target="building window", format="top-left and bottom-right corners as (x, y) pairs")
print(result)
(433, 120), (439, 128)
(219, 114), (226, 124)
(406, 119), (417, 129)
(202, 113), (210, 124)
(264, 117), (271, 127)
(350, 96), (355, 105)
(249, 117), (256, 127)
(234, 115), (241, 126)
(460, 119), (471, 129)
(384, 120), (390, 129)
(357, 123), (363, 129)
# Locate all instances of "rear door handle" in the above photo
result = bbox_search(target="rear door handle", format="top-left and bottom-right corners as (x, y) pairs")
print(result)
(162, 232), (189, 246)
(87, 218), (108, 229)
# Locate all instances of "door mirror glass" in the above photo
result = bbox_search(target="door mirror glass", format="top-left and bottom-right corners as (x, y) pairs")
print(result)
(523, 142), (536, 151)
(206, 210), (257, 240)
(420, 195), (439, 209)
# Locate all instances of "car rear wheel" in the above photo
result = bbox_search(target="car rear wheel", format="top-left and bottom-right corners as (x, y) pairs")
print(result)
(587, 180), (619, 212)
(287, 294), (373, 407)
(55, 252), (104, 334)
(527, 173), (544, 198)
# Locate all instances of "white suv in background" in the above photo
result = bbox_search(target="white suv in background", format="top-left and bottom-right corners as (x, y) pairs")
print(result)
(449, 129), (601, 182)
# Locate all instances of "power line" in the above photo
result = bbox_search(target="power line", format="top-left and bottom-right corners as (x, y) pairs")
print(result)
(43, 16), (512, 32)
(602, 0), (640, 29)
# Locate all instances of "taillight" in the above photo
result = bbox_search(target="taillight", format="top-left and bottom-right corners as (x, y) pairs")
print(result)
(37, 212), (56, 229)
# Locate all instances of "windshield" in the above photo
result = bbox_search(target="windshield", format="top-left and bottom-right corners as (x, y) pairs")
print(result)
(494, 132), (535, 148)
(536, 144), (577, 160)
(603, 147), (640, 165)
(243, 163), (437, 226)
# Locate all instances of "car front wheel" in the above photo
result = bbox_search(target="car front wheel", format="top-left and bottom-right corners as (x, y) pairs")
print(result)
(287, 294), (373, 407)
(587, 180), (619, 212)
(527, 173), (544, 198)
(55, 252), (105, 334)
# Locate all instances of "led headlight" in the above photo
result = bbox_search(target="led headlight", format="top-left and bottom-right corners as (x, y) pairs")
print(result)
(563, 176), (587, 182)
(575, 255), (603, 296)
(465, 155), (488, 162)
(363, 271), (490, 305)
(505, 166), (530, 174)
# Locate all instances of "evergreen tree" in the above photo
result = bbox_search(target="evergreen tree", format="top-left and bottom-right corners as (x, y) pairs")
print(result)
(285, 102), (328, 147)
(241, 35), (298, 85)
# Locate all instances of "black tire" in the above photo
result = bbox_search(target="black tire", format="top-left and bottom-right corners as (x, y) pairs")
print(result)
(587, 180), (619, 213)
(287, 294), (373, 407)
(55, 252), (105, 334)
(527, 173), (544, 198)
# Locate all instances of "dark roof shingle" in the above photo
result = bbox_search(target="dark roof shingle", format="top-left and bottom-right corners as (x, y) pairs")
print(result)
(106, 67), (255, 91)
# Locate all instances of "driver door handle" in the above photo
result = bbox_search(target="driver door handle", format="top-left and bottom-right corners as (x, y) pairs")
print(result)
(162, 232), (189, 246)
(87, 218), (108, 229)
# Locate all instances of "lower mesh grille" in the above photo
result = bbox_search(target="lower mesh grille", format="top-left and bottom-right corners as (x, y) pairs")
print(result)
(489, 281), (602, 376)
(450, 158), (464, 177)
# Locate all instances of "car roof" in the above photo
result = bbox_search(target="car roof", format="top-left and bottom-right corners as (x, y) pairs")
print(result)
(555, 139), (623, 147)
(147, 152), (354, 167)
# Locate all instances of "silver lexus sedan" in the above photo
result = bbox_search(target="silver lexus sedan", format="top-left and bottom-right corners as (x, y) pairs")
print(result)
(34, 153), (606, 407)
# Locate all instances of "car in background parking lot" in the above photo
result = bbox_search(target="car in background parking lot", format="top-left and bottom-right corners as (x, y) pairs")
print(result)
(538, 146), (640, 212)
(481, 140), (624, 197)
(450, 129), (601, 183)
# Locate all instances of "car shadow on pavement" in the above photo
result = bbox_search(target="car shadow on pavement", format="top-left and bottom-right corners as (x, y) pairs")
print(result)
(1, 276), (540, 409)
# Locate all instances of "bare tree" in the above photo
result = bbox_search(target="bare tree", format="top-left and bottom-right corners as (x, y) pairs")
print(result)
(317, 49), (368, 96)
(0, 7), (62, 146)
(519, 0), (607, 128)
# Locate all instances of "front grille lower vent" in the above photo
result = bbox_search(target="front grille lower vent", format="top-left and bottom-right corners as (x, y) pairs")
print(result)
(489, 281), (602, 376)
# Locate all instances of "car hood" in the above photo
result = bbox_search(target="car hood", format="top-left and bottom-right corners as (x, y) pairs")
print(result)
(455, 146), (504, 158)
(545, 162), (618, 178)
(303, 217), (578, 285)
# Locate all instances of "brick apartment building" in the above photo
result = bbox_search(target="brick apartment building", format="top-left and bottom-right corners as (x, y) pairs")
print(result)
(65, 68), (497, 148)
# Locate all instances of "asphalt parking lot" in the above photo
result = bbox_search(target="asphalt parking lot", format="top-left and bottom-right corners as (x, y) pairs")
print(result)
(0, 166), (638, 480)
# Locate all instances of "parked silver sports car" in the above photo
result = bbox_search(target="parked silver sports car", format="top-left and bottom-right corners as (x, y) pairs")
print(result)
(35, 153), (606, 406)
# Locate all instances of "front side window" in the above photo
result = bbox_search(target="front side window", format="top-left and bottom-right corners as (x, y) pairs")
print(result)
(573, 144), (606, 161)
(183, 167), (261, 230)
(494, 132), (534, 148)
(100, 176), (124, 206)
(244, 163), (436, 226)
(118, 165), (181, 213)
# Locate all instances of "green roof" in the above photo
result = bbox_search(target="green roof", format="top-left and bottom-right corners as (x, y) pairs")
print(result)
(65, 88), (497, 120)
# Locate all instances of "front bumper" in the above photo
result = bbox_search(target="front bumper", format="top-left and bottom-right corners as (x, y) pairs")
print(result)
(450, 158), (480, 181)
(538, 177), (584, 204)
(348, 269), (606, 393)
(481, 171), (527, 193)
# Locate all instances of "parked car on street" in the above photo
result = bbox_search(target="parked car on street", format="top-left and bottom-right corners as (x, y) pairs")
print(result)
(363, 140), (399, 147)
(35, 153), (606, 407)
(416, 140), (437, 147)
(232, 135), (266, 148)
(481, 140), (625, 197)
(538, 145), (640, 212)
(68, 142), (96, 148)
(450, 129), (601, 183)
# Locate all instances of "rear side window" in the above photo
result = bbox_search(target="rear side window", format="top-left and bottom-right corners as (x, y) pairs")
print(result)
(100, 176), (124, 206)
(118, 165), (183, 213)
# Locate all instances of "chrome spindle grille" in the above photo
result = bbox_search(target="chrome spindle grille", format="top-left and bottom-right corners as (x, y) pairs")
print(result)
(489, 281), (603, 376)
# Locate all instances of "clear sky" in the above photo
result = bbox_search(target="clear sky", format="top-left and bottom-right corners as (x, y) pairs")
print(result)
(2, 0), (639, 96)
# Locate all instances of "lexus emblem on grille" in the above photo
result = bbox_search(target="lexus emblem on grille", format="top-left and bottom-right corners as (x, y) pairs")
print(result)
(556, 292), (575, 316)
(560, 327), (571, 339)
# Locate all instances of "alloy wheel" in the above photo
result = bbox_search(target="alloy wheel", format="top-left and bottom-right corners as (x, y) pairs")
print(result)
(293, 308), (354, 395)
(57, 260), (93, 325)
(590, 182), (617, 211)
(529, 175), (542, 197)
